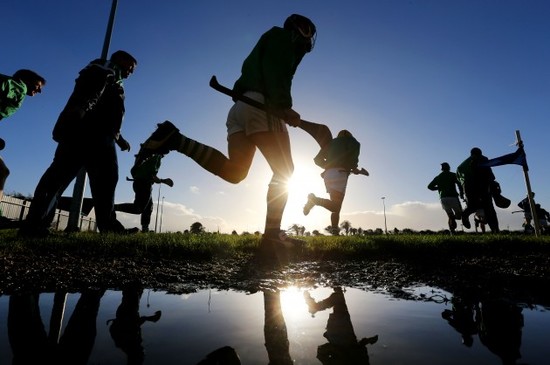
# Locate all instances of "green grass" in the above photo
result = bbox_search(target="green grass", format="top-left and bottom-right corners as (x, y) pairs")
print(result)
(2, 229), (550, 260)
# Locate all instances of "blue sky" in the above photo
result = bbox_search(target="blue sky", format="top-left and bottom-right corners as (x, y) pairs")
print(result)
(3, 1), (550, 233)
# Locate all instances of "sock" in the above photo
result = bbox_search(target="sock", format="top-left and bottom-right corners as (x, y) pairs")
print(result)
(176, 136), (227, 176)
(264, 178), (288, 237)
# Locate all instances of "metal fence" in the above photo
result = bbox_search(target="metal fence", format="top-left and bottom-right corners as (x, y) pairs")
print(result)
(0, 195), (97, 232)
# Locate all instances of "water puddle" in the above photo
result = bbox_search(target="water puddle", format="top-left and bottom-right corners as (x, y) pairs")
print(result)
(1, 286), (549, 364)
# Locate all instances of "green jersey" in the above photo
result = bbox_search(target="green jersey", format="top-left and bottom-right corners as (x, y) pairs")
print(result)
(428, 171), (462, 198)
(0, 74), (27, 119)
(131, 154), (162, 181)
(233, 26), (307, 110)
(314, 136), (360, 171)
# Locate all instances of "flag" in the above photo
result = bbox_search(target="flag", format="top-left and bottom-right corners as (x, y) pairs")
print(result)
(481, 147), (528, 169)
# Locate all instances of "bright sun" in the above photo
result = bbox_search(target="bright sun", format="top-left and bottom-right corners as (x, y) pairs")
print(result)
(287, 168), (320, 201)
(284, 165), (327, 232)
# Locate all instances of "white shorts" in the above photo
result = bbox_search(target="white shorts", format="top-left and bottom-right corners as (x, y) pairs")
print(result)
(226, 91), (288, 137)
(323, 168), (350, 194)
(440, 196), (463, 219)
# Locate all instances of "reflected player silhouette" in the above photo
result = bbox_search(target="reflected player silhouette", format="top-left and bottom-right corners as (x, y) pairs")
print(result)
(8, 289), (105, 365)
(441, 295), (480, 347)
(478, 299), (524, 365)
(7, 293), (51, 364)
(107, 284), (162, 365)
(196, 346), (241, 365)
(263, 289), (293, 365)
(442, 295), (525, 365)
(304, 287), (378, 364)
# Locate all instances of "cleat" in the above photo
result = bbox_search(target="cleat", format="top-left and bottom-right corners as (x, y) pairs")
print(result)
(261, 230), (305, 249)
(141, 120), (180, 154)
(124, 227), (140, 235)
(303, 193), (316, 216)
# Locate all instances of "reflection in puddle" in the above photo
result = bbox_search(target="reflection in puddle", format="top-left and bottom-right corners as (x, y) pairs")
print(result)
(304, 287), (379, 363)
(0, 286), (549, 364)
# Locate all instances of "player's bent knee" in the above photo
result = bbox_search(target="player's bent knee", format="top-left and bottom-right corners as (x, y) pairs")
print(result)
(268, 176), (289, 190)
(223, 170), (248, 184)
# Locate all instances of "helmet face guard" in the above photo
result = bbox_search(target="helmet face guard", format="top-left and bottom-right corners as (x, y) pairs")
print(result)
(284, 14), (317, 52)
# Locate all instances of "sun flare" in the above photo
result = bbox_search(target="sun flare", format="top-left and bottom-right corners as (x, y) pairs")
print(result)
(287, 168), (322, 202)
(284, 166), (327, 232)
(280, 286), (309, 318)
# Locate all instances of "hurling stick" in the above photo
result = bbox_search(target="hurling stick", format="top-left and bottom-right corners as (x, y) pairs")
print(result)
(356, 168), (369, 176)
(209, 75), (333, 148)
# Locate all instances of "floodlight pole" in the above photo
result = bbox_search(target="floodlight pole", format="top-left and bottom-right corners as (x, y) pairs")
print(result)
(67, 0), (118, 231)
(382, 197), (388, 234)
(159, 196), (165, 233)
(154, 184), (161, 233)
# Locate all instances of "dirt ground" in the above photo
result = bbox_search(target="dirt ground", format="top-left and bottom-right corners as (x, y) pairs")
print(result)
(2, 246), (550, 306)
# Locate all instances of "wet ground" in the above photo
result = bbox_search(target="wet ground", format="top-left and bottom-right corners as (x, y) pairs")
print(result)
(3, 244), (550, 306)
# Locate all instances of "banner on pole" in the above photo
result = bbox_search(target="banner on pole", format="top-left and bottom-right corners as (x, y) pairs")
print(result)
(480, 147), (528, 170)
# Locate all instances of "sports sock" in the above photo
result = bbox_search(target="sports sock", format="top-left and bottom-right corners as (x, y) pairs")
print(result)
(176, 136), (227, 176)
(264, 178), (288, 236)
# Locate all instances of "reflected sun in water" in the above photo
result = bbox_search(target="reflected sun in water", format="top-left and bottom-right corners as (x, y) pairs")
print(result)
(280, 286), (309, 320)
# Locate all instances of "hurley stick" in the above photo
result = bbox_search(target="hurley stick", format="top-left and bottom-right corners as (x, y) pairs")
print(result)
(209, 76), (333, 148)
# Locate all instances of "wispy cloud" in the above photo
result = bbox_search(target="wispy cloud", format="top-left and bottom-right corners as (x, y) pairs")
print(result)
(341, 200), (523, 232)
(117, 201), (231, 233)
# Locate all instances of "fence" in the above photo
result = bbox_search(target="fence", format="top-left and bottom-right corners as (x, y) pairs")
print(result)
(0, 195), (97, 232)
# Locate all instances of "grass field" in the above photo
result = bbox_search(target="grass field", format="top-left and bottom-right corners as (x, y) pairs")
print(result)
(3, 229), (550, 301)
(2, 229), (550, 259)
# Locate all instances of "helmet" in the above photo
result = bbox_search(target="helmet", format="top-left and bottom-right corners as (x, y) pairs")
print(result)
(337, 129), (353, 138)
(470, 147), (482, 156)
(284, 14), (317, 52)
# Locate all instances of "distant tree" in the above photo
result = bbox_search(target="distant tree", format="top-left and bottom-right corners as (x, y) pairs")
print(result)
(231, 230), (238, 235)
(190, 222), (204, 234)
(402, 228), (415, 234)
(241, 231), (250, 235)
(374, 228), (384, 235)
(393, 227), (400, 234)
(288, 223), (305, 236)
(312, 229), (322, 236)
(254, 231), (261, 236)
(340, 220), (352, 235)
(6, 191), (32, 200)
(350, 228), (358, 235)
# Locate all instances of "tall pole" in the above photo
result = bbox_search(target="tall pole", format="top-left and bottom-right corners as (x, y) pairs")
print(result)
(516, 130), (540, 237)
(154, 184), (161, 233)
(159, 196), (165, 233)
(382, 197), (388, 234)
(67, 0), (119, 232)
(48, 292), (68, 345)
